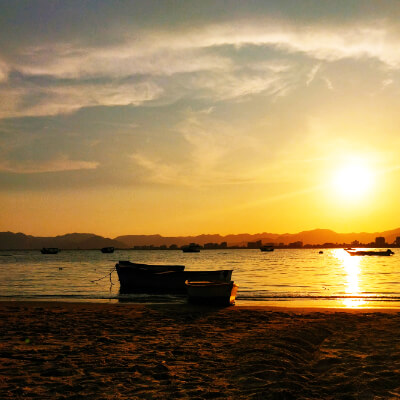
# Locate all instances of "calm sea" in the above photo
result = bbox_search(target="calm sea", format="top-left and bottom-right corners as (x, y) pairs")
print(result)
(1, 249), (400, 308)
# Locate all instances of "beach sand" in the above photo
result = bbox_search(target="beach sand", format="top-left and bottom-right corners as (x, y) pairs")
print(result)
(1, 302), (400, 399)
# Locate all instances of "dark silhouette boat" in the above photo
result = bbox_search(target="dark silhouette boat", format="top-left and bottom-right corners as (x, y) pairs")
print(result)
(101, 247), (114, 253)
(182, 243), (201, 253)
(185, 280), (239, 306)
(115, 261), (232, 293)
(41, 248), (59, 254)
(345, 249), (394, 256)
(260, 246), (274, 252)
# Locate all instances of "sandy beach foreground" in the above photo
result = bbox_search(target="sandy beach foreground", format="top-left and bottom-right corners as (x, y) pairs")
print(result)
(1, 302), (400, 399)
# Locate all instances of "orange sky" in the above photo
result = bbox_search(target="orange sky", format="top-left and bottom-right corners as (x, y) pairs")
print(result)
(1, 1), (400, 237)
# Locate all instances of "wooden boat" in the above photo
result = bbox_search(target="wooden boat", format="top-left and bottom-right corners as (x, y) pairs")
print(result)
(101, 247), (115, 253)
(346, 249), (394, 256)
(260, 246), (274, 252)
(41, 247), (59, 254)
(115, 261), (232, 293)
(185, 280), (239, 306)
(182, 243), (201, 253)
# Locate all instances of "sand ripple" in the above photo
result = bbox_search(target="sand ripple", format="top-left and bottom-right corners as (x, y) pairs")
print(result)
(1, 303), (400, 399)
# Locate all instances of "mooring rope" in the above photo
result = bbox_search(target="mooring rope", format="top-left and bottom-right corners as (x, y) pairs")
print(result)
(91, 266), (116, 287)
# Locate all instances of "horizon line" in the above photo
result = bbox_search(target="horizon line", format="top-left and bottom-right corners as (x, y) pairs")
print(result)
(2, 227), (400, 239)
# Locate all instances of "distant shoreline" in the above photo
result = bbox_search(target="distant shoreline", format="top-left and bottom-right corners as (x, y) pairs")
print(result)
(1, 246), (398, 251)
(2, 229), (400, 250)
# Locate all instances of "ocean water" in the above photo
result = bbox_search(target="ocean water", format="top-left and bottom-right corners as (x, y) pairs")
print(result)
(1, 248), (400, 308)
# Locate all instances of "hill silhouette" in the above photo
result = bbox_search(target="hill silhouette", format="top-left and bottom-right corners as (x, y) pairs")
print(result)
(0, 232), (126, 250)
(1, 228), (400, 250)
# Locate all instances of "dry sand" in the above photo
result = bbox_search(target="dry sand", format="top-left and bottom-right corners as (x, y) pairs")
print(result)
(1, 302), (400, 399)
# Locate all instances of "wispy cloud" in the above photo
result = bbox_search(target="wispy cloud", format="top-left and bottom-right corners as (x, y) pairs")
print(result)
(323, 77), (334, 90)
(16, 43), (233, 79)
(130, 153), (182, 185)
(192, 22), (400, 67)
(188, 70), (293, 101)
(0, 81), (163, 118)
(306, 64), (321, 86)
(382, 78), (394, 89)
(0, 59), (8, 82)
(10, 21), (400, 81)
(130, 108), (286, 187)
(0, 156), (99, 174)
(1, 17), (399, 120)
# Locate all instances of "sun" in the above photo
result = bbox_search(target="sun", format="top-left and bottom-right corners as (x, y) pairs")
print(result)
(333, 162), (374, 199)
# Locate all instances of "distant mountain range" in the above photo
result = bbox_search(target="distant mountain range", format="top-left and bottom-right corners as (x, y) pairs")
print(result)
(1, 228), (400, 250)
(0, 232), (124, 250)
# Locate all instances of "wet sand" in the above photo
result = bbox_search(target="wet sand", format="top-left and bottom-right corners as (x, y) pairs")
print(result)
(1, 301), (400, 399)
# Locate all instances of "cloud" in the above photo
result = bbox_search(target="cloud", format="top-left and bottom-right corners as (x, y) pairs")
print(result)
(382, 78), (393, 89)
(130, 153), (182, 185)
(0, 156), (99, 174)
(306, 64), (321, 86)
(15, 42), (233, 79)
(0, 59), (8, 82)
(323, 77), (334, 90)
(0, 81), (163, 118)
(1, 15), (400, 121)
(130, 108), (278, 187)
(187, 70), (292, 101)
(11, 21), (400, 82)
(189, 22), (400, 68)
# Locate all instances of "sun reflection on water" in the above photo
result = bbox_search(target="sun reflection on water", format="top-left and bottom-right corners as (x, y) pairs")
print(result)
(333, 249), (366, 308)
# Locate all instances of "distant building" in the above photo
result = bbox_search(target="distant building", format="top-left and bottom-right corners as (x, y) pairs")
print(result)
(220, 242), (227, 248)
(204, 242), (218, 249)
(351, 240), (360, 246)
(288, 241), (303, 248)
(375, 237), (386, 246)
(247, 240), (262, 249)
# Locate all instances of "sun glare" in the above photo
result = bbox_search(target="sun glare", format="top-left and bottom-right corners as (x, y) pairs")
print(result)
(333, 162), (374, 200)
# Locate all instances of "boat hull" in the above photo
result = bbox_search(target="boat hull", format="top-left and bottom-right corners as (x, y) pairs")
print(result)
(346, 250), (394, 256)
(41, 248), (59, 254)
(116, 263), (232, 293)
(260, 246), (274, 252)
(185, 281), (239, 306)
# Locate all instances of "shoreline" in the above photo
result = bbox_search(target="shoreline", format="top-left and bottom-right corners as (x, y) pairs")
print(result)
(3, 297), (400, 310)
(2, 299), (400, 312)
(1, 301), (400, 399)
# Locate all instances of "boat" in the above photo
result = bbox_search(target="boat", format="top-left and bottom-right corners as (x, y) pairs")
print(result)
(345, 249), (394, 256)
(182, 243), (201, 253)
(101, 247), (115, 253)
(185, 280), (239, 306)
(115, 261), (232, 293)
(260, 246), (274, 252)
(41, 248), (59, 254)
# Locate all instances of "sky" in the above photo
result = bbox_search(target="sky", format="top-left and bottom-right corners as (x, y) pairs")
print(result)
(1, 0), (400, 237)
